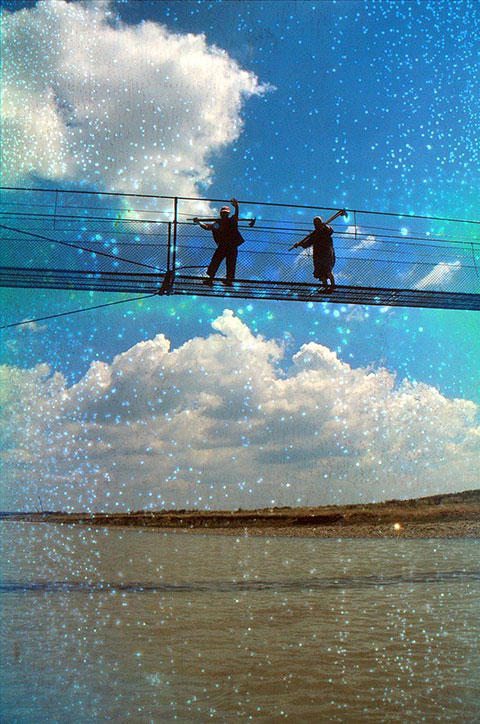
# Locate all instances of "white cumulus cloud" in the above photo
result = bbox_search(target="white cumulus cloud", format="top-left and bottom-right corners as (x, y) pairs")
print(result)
(1, 0), (272, 200)
(1, 311), (478, 512)
(415, 260), (462, 290)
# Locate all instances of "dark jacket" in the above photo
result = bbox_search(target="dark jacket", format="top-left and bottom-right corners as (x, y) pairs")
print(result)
(212, 217), (244, 247)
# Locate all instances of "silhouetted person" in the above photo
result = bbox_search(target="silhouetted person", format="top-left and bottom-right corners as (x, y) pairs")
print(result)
(194, 198), (244, 286)
(299, 216), (336, 290)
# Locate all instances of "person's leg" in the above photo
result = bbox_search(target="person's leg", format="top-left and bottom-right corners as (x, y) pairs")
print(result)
(206, 246), (226, 279)
(224, 247), (238, 283)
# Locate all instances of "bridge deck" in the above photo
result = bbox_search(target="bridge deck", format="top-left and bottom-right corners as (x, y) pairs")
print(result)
(1, 267), (479, 310)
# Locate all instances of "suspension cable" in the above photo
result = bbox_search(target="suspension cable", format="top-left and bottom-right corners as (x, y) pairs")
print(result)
(1, 293), (158, 330)
(1, 186), (479, 225)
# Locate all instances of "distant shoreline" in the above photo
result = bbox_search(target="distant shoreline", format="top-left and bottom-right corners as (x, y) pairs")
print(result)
(2, 489), (479, 539)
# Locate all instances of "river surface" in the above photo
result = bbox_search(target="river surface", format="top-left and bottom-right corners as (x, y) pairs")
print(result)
(1, 522), (479, 723)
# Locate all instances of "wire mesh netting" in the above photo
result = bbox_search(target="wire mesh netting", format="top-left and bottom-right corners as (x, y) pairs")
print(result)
(175, 221), (480, 292)
(1, 187), (479, 309)
(0, 189), (169, 293)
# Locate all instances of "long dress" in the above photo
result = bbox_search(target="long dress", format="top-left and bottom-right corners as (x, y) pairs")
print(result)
(300, 225), (335, 279)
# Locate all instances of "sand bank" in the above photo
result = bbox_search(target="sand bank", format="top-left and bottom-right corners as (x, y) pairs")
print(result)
(2, 490), (479, 539)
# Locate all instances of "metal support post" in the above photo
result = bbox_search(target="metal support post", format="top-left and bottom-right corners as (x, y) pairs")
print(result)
(159, 200), (177, 294)
(171, 197), (178, 281)
(166, 221), (171, 273)
(471, 243), (478, 277)
(159, 221), (174, 295)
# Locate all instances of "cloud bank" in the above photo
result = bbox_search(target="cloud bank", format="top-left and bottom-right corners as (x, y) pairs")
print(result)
(1, 311), (478, 512)
(1, 0), (271, 198)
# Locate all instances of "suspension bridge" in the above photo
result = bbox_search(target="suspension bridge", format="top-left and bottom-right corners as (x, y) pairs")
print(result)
(1, 187), (479, 318)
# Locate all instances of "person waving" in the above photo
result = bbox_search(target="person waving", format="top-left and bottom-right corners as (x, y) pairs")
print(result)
(194, 198), (244, 286)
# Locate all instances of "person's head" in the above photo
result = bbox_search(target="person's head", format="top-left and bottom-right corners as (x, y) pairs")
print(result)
(313, 216), (323, 229)
(220, 206), (230, 218)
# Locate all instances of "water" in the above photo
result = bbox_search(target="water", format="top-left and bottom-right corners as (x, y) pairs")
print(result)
(1, 523), (479, 723)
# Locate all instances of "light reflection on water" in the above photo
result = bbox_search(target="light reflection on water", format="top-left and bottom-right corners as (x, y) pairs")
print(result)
(1, 523), (479, 723)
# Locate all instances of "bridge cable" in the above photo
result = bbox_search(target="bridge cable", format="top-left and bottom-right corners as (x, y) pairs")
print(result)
(1, 293), (158, 331)
(2, 186), (480, 224)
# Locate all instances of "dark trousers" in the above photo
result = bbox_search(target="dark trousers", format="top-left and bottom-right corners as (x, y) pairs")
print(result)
(207, 244), (238, 280)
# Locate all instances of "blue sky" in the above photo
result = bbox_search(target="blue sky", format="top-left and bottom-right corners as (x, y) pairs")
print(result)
(1, 0), (479, 511)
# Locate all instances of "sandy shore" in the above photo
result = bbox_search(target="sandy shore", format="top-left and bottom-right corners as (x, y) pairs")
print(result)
(118, 520), (480, 539)
(2, 489), (479, 538)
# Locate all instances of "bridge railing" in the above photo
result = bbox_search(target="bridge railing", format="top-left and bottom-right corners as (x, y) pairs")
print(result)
(174, 220), (480, 294)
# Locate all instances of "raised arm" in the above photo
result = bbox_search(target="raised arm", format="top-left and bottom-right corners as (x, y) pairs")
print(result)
(230, 197), (239, 221)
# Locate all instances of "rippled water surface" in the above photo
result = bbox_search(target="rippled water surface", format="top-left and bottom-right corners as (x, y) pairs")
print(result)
(1, 523), (479, 722)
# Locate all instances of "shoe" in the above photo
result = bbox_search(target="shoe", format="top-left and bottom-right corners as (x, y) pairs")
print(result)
(221, 279), (233, 287)
(202, 277), (213, 286)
